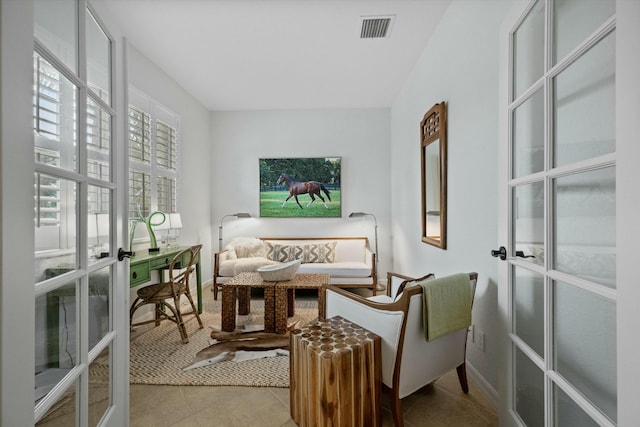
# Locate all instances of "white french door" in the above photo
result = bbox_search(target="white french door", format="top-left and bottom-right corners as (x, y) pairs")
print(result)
(498, 0), (621, 425)
(1, 0), (128, 425)
(32, 1), (129, 425)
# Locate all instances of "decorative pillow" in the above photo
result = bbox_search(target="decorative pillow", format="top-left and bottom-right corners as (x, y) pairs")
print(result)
(265, 241), (337, 263)
(265, 243), (303, 262)
(227, 237), (266, 258)
(302, 242), (337, 263)
(224, 248), (237, 260)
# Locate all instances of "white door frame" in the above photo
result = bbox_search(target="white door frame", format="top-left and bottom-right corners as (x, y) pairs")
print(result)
(0, 0), (38, 424)
(613, 1), (640, 425)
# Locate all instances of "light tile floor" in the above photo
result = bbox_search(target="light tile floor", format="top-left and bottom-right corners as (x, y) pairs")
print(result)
(38, 286), (498, 426)
(130, 367), (498, 426)
(129, 287), (498, 426)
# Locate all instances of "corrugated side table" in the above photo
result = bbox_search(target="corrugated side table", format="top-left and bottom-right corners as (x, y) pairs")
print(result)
(221, 272), (276, 332)
(274, 273), (329, 334)
(289, 316), (382, 427)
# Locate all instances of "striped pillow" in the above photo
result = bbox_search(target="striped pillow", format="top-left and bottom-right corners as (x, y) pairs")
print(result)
(265, 243), (302, 262)
(265, 242), (337, 263)
(302, 242), (336, 263)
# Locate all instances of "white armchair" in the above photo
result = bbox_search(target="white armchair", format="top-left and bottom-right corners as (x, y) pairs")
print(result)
(323, 271), (478, 427)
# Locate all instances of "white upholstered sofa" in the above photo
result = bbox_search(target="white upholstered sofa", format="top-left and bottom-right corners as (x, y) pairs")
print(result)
(212, 237), (377, 299)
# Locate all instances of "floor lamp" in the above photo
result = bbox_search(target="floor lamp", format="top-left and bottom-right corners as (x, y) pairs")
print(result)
(218, 212), (252, 250)
(349, 212), (378, 284)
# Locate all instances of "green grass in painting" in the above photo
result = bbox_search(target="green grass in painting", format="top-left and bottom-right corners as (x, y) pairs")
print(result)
(260, 190), (342, 218)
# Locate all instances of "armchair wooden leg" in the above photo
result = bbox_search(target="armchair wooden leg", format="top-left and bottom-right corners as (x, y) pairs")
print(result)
(456, 362), (469, 393)
(389, 389), (404, 427)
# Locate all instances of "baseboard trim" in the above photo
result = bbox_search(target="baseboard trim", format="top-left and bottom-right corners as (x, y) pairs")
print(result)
(467, 361), (499, 411)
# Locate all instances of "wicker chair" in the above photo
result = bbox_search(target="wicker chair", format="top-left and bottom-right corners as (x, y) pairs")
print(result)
(130, 244), (204, 343)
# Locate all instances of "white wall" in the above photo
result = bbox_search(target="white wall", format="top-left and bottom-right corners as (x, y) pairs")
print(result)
(390, 0), (510, 398)
(210, 109), (391, 281)
(127, 44), (213, 281)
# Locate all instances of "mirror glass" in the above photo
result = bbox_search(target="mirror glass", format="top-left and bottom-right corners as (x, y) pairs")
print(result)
(421, 102), (447, 249)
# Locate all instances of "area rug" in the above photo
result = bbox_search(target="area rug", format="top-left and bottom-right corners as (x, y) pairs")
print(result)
(126, 292), (318, 387)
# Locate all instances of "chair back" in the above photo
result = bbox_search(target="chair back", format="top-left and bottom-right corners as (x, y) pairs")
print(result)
(168, 245), (202, 294)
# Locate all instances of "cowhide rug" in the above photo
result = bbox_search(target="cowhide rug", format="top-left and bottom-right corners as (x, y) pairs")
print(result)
(183, 322), (300, 371)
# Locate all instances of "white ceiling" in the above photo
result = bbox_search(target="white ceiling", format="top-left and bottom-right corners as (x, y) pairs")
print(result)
(92, 0), (451, 111)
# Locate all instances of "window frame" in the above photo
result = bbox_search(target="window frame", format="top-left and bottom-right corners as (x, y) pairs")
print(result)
(127, 88), (180, 243)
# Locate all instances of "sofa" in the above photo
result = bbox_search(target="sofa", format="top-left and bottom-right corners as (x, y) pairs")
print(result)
(212, 236), (377, 299)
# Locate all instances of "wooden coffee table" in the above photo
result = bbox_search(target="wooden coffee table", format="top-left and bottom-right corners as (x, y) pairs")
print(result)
(221, 272), (329, 334)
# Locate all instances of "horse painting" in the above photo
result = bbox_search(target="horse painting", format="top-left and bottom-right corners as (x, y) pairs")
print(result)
(276, 173), (332, 209)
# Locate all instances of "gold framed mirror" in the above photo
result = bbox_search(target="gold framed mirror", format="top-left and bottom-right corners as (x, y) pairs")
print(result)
(420, 102), (447, 249)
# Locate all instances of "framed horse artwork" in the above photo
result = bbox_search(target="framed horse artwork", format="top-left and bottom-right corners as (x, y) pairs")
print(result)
(259, 157), (342, 218)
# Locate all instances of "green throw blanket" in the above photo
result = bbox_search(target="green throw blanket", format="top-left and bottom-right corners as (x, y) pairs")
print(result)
(420, 273), (471, 341)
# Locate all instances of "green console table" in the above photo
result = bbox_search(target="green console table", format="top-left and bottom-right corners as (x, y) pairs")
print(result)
(129, 246), (202, 313)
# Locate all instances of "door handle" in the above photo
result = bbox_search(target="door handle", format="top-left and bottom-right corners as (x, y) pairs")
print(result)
(118, 248), (134, 261)
(491, 247), (536, 261)
(490, 246), (507, 260)
(515, 250), (535, 259)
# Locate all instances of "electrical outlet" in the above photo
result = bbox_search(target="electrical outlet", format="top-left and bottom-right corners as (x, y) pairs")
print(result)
(478, 330), (485, 352)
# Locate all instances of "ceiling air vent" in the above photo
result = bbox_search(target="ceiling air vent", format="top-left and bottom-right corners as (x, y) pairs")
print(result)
(360, 15), (395, 39)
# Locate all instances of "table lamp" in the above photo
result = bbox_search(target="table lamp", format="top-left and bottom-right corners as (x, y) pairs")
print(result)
(168, 213), (183, 247)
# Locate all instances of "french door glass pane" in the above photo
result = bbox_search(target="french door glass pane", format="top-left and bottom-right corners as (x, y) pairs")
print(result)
(553, 280), (617, 422)
(553, 31), (615, 167)
(553, 167), (616, 288)
(86, 9), (111, 104)
(36, 380), (77, 426)
(35, 174), (77, 281)
(88, 346), (111, 424)
(513, 89), (544, 178)
(512, 0), (544, 100)
(34, 0), (77, 73)
(512, 266), (544, 356)
(514, 346), (544, 427)
(553, 385), (600, 427)
(87, 97), (111, 182)
(513, 181), (544, 261)
(34, 54), (78, 172)
(89, 267), (110, 350)
(88, 185), (111, 262)
(553, 0), (615, 65)
(35, 282), (77, 404)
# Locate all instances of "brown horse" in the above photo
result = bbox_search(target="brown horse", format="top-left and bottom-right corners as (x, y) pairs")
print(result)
(276, 173), (331, 209)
